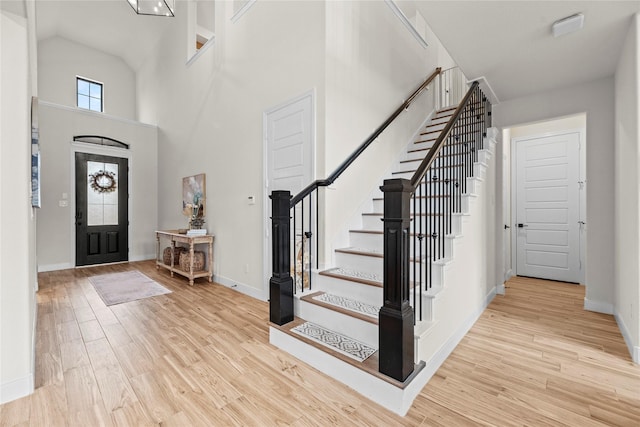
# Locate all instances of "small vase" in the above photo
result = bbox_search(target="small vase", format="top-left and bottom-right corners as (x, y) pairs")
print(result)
(189, 217), (205, 229)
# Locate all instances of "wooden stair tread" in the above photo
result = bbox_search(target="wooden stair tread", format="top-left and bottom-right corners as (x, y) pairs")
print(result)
(349, 229), (452, 238)
(271, 318), (426, 390)
(372, 194), (450, 201)
(320, 267), (383, 287)
(392, 164), (463, 175)
(336, 247), (427, 262)
(412, 139), (474, 147)
(300, 291), (379, 325)
(409, 142), (476, 153)
(335, 247), (383, 258)
(362, 212), (444, 217)
(401, 154), (469, 163)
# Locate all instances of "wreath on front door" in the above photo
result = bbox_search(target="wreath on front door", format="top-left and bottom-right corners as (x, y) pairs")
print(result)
(89, 170), (117, 193)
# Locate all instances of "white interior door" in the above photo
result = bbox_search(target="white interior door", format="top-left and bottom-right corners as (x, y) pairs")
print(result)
(515, 132), (580, 283)
(263, 92), (315, 289)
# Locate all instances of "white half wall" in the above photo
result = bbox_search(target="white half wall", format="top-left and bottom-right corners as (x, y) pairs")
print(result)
(614, 13), (640, 363)
(36, 103), (158, 271)
(0, 9), (37, 404)
(322, 0), (455, 265)
(493, 77), (615, 313)
(38, 36), (137, 120)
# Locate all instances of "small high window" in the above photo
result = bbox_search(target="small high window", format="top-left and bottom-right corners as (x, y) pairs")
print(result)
(77, 77), (103, 113)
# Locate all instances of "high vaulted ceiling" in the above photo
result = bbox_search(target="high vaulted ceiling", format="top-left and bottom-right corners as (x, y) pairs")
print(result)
(35, 0), (176, 70)
(414, 1), (640, 102)
(32, 1), (640, 100)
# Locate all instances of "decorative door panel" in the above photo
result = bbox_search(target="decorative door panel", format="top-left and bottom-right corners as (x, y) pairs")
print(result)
(76, 153), (128, 266)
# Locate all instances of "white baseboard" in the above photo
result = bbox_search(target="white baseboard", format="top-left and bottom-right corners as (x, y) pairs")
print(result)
(496, 282), (506, 295)
(584, 298), (613, 315)
(504, 269), (513, 282)
(214, 274), (266, 301)
(1, 374), (34, 404)
(37, 262), (73, 272)
(614, 309), (640, 364)
(129, 254), (156, 263)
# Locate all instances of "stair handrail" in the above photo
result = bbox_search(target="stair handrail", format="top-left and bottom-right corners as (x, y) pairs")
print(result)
(409, 81), (479, 189)
(290, 67), (442, 206)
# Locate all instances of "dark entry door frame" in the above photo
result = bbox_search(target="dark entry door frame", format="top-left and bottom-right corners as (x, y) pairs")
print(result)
(71, 143), (131, 267)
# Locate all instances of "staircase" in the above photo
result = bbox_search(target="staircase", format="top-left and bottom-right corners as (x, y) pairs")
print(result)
(269, 70), (497, 415)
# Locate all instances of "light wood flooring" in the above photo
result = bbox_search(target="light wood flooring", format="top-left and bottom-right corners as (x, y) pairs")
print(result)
(1, 263), (638, 426)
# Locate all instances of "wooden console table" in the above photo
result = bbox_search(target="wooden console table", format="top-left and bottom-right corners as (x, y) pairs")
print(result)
(155, 230), (213, 286)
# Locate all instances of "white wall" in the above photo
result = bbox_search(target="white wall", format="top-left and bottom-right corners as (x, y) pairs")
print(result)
(137, 0), (326, 297)
(417, 135), (498, 365)
(493, 77), (615, 313)
(38, 36), (137, 120)
(322, 0), (455, 263)
(0, 8), (37, 404)
(37, 104), (158, 271)
(614, 13), (640, 363)
(136, 0), (458, 296)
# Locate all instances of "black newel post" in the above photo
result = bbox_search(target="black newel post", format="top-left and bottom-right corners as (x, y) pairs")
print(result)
(379, 178), (414, 382)
(269, 190), (294, 325)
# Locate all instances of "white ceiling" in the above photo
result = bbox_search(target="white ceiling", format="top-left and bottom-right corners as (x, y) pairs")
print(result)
(35, 0), (177, 70)
(414, 1), (640, 102)
(32, 1), (640, 100)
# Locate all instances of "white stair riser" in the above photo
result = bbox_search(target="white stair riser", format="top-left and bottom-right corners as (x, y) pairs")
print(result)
(335, 251), (383, 276)
(314, 274), (383, 307)
(431, 116), (452, 124)
(334, 251), (435, 281)
(399, 154), (471, 170)
(361, 214), (456, 231)
(478, 149), (491, 164)
(371, 195), (471, 215)
(295, 298), (379, 348)
(366, 200), (453, 216)
(392, 167), (465, 181)
(409, 293), (436, 323)
(349, 232), (455, 259)
(405, 149), (430, 161)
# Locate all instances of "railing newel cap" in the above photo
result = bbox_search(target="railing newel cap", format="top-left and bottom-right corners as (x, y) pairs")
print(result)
(380, 178), (414, 193)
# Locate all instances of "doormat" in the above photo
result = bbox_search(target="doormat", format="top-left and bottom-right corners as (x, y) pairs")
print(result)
(291, 322), (376, 362)
(88, 270), (171, 306)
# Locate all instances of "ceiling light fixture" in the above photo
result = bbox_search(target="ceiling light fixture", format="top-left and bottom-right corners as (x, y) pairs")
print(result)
(127, 0), (175, 17)
(552, 13), (584, 37)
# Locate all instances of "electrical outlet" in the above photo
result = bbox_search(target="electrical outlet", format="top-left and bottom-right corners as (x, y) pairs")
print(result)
(59, 200), (69, 207)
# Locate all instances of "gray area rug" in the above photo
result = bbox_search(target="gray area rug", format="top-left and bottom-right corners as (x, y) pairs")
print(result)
(88, 270), (171, 306)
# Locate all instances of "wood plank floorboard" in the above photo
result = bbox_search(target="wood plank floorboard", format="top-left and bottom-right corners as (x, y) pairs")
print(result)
(1, 262), (638, 426)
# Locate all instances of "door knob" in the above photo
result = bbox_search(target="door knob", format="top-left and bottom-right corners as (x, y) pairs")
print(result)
(504, 224), (510, 229)
(517, 223), (528, 228)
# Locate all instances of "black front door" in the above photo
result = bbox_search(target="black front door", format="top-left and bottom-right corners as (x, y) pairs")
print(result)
(75, 153), (128, 266)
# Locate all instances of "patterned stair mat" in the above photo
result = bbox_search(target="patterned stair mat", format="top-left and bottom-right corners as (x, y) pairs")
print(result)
(291, 322), (376, 362)
(312, 293), (379, 319)
(330, 268), (381, 283)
